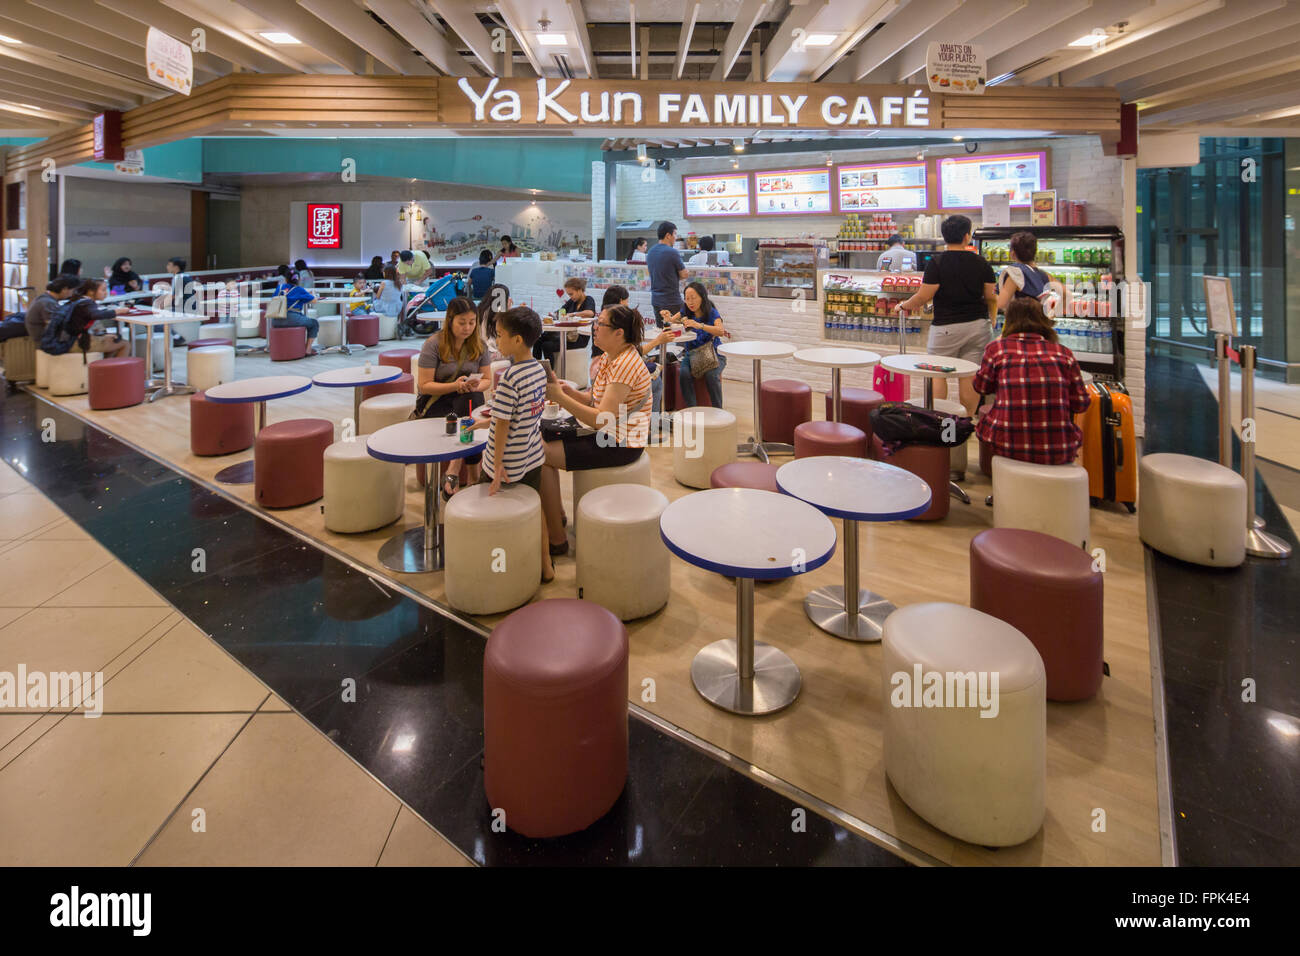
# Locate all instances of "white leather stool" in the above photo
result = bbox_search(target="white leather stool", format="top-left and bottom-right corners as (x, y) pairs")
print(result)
(1138, 453), (1246, 567)
(444, 483), (542, 614)
(882, 602), (1046, 847)
(358, 393), (414, 435)
(48, 352), (104, 396)
(488, 359), (510, 398)
(323, 437), (404, 533)
(992, 456), (1091, 550)
(237, 309), (261, 339)
(376, 312), (399, 341)
(199, 321), (236, 344)
(35, 349), (50, 389)
(316, 315), (342, 348)
(908, 396), (969, 479)
(577, 483), (670, 620)
(671, 406), (738, 489)
(571, 450), (652, 535)
(564, 347), (590, 389)
(130, 332), (168, 373)
(186, 346), (235, 393)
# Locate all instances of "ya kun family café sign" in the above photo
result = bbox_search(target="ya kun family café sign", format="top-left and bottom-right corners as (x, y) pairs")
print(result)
(444, 78), (937, 130)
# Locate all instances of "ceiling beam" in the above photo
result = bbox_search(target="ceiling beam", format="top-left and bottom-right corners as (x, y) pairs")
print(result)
(296, 0), (434, 74)
(970, 0), (1091, 60)
(1116, 23), (1300, 97)
(850, 0), (961, 81)
(0, 81), (105, 115)
(880, 0), (1027, 83)
(810, 0), (899, 82)
(759, 0), (822, 81)
(96, 0), (300, 73)
(31, 0), (232, 77)
(0, 62), (140, 111)
(987, 0), (1148, 83)
(495, 0), (546, 76)
(363, 0), (479, 76)
(161, 0), (319, 69)
(1128, 42), (1300, 107)
(1138, 76), (1300, 123)
(0, 16), (168, 88)
(709, 0), (770, 81)
(629, 0), (637, 78)
(566, 0), (598, 79)
(229, 0), (372, 74)
(673, 1), (700, 79)
(428, 0), (500, 74)
(0, 42), (161, 99)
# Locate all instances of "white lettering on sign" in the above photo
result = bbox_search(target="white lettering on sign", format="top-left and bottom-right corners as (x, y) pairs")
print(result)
(779, 94), (807, 123)
(682, 93), (709, 123)
(716, 94), (745, 124)
(821, 96), (847, 125)
(580, 91), (610, 122)
(536, 79), (578, 123)
(659, 92), (681, 121)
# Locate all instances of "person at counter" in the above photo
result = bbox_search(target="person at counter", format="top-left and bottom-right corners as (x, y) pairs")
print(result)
(647, 220), (688, 322)
(398, 249), (432, 284)
(468, 249), (496, 301)
(536, 277), (595, 366)
(687, 235), (730, 267)
(664, 280), (728, 409)
(495, 235), (520, 265)
(626, 238), (648, 264)
(894, 214), (997, 416)
(878, 234), (916, 272)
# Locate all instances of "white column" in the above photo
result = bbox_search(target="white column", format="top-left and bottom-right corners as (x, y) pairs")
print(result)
(1121, 154), (1144, 438)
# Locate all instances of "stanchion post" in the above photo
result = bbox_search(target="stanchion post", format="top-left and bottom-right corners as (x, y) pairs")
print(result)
(1216, 333), (1232, 468)
(1240, 345), (1291, 559)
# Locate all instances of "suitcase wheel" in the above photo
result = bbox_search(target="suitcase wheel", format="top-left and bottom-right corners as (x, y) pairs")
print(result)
(1124, 502), (1136, 514)
(1090, 496), (1101, 508)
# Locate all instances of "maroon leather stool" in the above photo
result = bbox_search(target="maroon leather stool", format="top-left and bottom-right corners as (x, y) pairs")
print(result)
(970, 528), (1103, 701)
(361, 371), (413, 401)
(794, 420), (867, 459)
(87, 357), (145, 410)
(189, 391), (255, 456)
(188, 337), (234, 349)
(871, 435), (950, 520)
(759, 379), (812, 444)
(824, 386), (885, 443)
(484, 599), (628, 838)
(268, 326), (307, 361)
(257, 313), (267, 338)
(347, 315), (380, 347)
(254, 418), (334, 508)
(979, 438), (994, 477)
(710, 461), (779, 491)
(378, 348), (419, 374)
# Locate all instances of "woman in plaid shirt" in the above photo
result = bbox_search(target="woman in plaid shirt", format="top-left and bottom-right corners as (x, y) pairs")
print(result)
(973, 298), (1091, 465)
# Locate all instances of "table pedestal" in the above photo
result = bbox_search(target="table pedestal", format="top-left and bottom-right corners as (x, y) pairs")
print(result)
(802, 521), (893, 642)
(378, 462), (442, 572)
(147, 330), (195, 402)
(690, 578), (800, 715)
(921, 377), (971, 504)
(215, 401), (267, 485)
(737, 358), (794, 464)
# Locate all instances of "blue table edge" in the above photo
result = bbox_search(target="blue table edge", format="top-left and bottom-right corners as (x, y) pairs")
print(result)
(774, 473), (932, 522)
(203, 381), (314, 403)
(658, 524), (836, 581)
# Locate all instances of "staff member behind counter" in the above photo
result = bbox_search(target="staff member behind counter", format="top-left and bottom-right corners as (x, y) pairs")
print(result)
(646, 221), (688, 323)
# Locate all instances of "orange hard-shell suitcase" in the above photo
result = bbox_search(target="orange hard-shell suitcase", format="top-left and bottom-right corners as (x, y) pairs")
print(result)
(1076, 380), (1137, 512)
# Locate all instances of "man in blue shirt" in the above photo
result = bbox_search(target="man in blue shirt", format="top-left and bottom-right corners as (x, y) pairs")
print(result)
(467, 249), (496, 300)
(646, 220), (688, 321)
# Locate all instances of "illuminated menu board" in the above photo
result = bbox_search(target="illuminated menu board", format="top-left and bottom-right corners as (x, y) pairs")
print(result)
(937, 151), (1047, 209)
(836, 161), (928, 212)
(683, 173), (751, 218)
(754, 167), (832, 215)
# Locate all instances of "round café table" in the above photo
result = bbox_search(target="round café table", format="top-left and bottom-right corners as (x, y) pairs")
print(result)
(880, 353), (980, 504)
(776, 456), (931, 642)
(659, 487), (836, 716)
(312, 363), (403, 426)
(793, 347), (881, 424)
(366, 419), (486, 573)
(204, 375), (313, 484)
(717, 340), (796, 463)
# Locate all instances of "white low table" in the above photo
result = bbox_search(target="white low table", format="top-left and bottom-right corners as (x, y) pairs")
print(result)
(880, 352), (980, 504)
(659, 487), (836, 716)
(776, 457), (931, 642)
(366, 419), (487, 573)
(204, 374), (313, 484)
(793, 347), (882, 424)
(312, 363), (403, 425)
(718, 340), (796, 463)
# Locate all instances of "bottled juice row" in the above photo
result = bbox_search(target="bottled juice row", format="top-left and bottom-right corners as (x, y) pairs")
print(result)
(984, 243), (1112, 267)
(993, 314), (1113, 355)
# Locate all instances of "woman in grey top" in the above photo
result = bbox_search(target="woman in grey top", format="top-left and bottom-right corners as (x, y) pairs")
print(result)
(415, 297), (492, 498)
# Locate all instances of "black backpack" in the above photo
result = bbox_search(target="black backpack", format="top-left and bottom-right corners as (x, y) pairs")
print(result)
(40, 299), (89, 356)
(870, 402), (974, 447)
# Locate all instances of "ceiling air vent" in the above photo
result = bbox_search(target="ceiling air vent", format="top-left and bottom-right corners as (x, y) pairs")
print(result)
(552, 53), (574, 79)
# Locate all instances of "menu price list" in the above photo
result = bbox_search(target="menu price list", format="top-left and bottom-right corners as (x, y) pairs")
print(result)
(683, 174), (751, 217)
(838, 162), (928, 212)
(939, 153), (1045, 208)
(754, 168), (832, 214)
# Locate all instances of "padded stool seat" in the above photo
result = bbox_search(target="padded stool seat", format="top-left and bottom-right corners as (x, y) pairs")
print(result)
(376, 312), (399, 341)
(35, 348), (51, 389)
(186, 345), (236, 393)
(346, 315), (380, 348)
(445, 483), (542, 614)
(871, 436), (951, 520)
(484, 598), (628, 838)
(254, 418), (334, 508)
(87, 356), (145, 410)
(1, 337), (37, 384)
(190, 390), (254, 456)
(378, 348), (419, 374)
(794, 420), (867, 459)
(187, 337), (234, 349)
(315, 315), (342, 348)
(323, 438), (404, 533)
(577, 484), (670, 620)
(882, 602), (1046, 846)
(826, 386), (885, 442)
(48, 352), (104, 396)
(907, 397), (969, 478)
(358, 393), (415, 435)
(236, 309), (261, 339)
(268, 326), (307, 361)
(1138, 453), (1245, 567)
(361, 371), (414, 400)
(992, 456), (1090, 550)
(760, 379), (812, 444)
(672, 406), (738, 488)
(197, 322), (235, 345)
(970, 528), (1103, 701)
(571, 451), (652, 536)
(709, 461), (779, 491)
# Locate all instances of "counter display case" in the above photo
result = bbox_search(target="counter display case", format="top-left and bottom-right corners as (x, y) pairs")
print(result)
(560, 262), (757, 300)
(3, 237), (28, 315)
(820, 269), (930, 349)
(756, 242), (825, 300)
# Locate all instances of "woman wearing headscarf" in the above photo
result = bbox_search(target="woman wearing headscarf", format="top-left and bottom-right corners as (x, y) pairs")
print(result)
(107, 257), (142, 296)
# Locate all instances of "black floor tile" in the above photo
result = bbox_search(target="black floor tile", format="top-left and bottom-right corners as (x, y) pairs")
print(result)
(1173, 798), (1300, 867)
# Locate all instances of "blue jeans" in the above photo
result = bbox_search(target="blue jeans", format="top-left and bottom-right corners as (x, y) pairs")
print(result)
(679, 350), (726, 408)
(273, 312), (319, 338)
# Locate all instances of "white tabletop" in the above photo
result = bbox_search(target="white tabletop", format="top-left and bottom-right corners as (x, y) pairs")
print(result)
(718, 340), (797, 360)
(204, 375), (313, 403)
(312, 365), (403, 389)
(777, 456), (932, 522)
(794, 347), (882, 369)
(312, 295), (372, 303)
(880, 353), (979, 378)
(659, 487), (836, 581)
(115, 310), (199, 328)
(366, 418), (487, 464)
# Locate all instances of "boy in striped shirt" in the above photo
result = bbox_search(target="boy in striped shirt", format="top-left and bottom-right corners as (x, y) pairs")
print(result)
(483, 306), (553, 582)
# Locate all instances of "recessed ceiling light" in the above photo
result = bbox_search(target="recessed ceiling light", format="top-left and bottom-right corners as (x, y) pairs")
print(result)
(952, 135), (963, 141)
(1068, 29), (1107, 47)
(733, 138), (745, 153)
(913, 88), (922, 96)
(803, 34), (838, 47)
(536, 32), (569, 46)
(259, 32), (301, 45)
(0, 34), (21, 45)
(20, 104), (40, 110)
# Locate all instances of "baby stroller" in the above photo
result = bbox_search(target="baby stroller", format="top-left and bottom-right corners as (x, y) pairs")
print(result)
(400, 273), (465, 337)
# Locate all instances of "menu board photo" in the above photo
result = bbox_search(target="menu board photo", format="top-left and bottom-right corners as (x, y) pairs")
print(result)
(836, 161), (928, 212)
(683, 173), (751, 218)
(937, 151), (1047, 209)
(754, 167), (832, 215)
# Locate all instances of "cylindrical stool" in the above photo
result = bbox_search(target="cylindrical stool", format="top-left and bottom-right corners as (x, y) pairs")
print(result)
(1138, 453), (1246, 567)
(347, 315), (380, 347)
(323, 437), (404, 533)
(484, 599), (628, 838)
(199, 322), (236, 344)
(709, 461), (779, 492)
(445, 483), (542, 614)
(571, 450), (652, 536)
(361, 371), (414, 401)
(358, 393), (415, 435)
(35, 349), (50, 389)
(268, 326), (307, 361)
(254, 418), (334, 508)
(872, 436), (951, 520)
(760, 379), (812, 444)
(87, 356), (145, 410)
(826, 386), (885, 442)
(376, 312), (399, 341)
(187, 345), (236, 393)
(992, 456), (1090, 550)
(882, 602), (1046, 846)
(577, 484), (670, 620)
(315, 315), (342, 348)
(672, 406), (738, 489)
(190, 391), (255, 456)
(187, 337), (234, 350)
(48, 352), (104, 396)
(378, 348), (419, 374)
(979, 439), (994, 477)
(237, 308), (261, 339)
(970, 528), (1103, 701)
(793, 420), (867, 459)
(907, 397), (969, 479)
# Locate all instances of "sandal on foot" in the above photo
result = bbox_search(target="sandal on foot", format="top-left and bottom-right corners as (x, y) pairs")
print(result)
(549, 539), (569, 556)
(441, 474), (459, 502)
